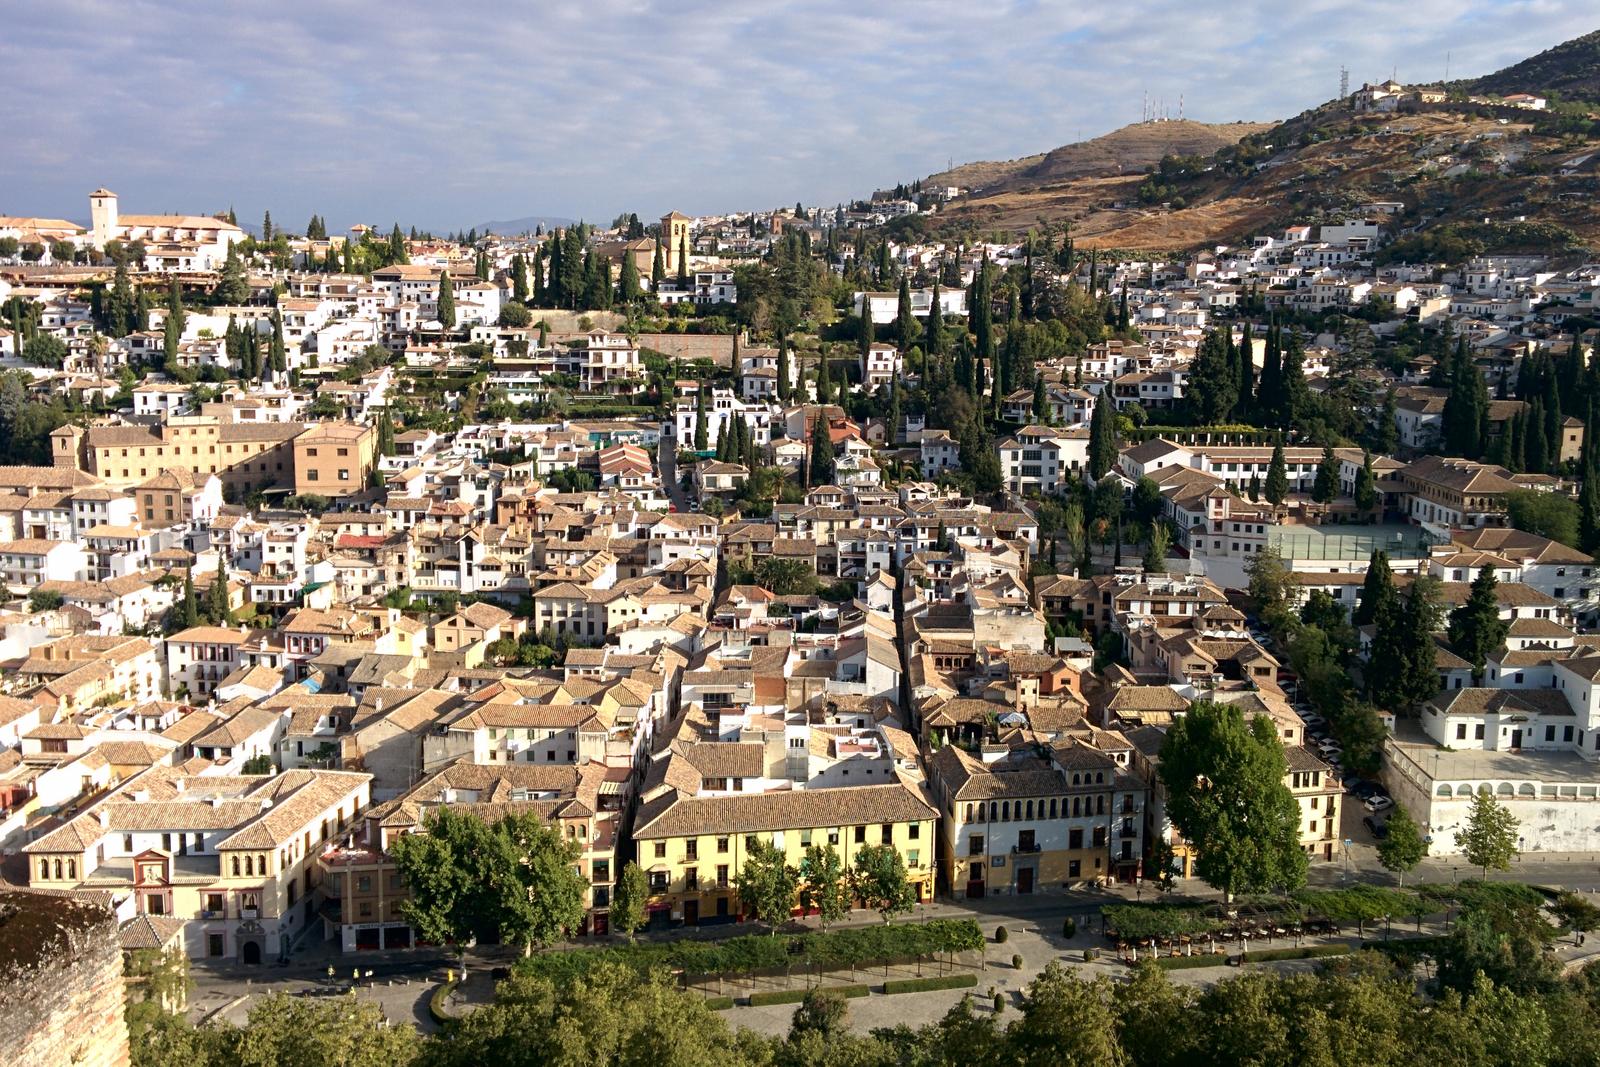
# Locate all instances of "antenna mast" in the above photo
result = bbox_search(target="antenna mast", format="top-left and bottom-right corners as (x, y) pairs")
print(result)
(1339, 66), (1349, 99)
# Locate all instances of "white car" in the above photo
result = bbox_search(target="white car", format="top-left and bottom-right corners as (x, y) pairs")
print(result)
(1365, 795), (1394, 813)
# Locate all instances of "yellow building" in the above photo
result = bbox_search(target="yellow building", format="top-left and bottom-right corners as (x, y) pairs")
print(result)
(67, 416), (303, 494)
(292, 422), (376, 498)
(631, 747), (937, 925)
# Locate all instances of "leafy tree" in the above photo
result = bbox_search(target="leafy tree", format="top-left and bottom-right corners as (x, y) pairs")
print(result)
(1457, 790), (1520, 879)
(789, 988), (850, 1042)
(499, 301), (532, 328)
(199, 992), (418, 1067)
(27, 588), (64, 613)
(753, 556), (818, 596)
(1142, 522), (1169, 574)
(22, 333), (66, 369)
(1157, 700), (1307, 899)
(736, 839), (798, 932)
(1244, 546), (1296, 636)
(1007, 963), (1127, 1067)
(1130, 476), (1163, 527)
(436, 269), (456, 329)
(241, 754), (274, 775)
(1505, 488), (1581, 548)
(1448, 565), (1509, 685)
(1185, 325), (1237, 424)
(798, 843), (851, 928)
(850, 843), (916, 922)
(1377, 803), (1427, 886)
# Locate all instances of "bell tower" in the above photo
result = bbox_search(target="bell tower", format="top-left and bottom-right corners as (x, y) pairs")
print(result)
(660, 212), (690, 275)
(89, 187), (119, 250)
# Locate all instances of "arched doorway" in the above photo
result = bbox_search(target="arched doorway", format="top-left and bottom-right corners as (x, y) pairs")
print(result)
(240, 940), (262, 965)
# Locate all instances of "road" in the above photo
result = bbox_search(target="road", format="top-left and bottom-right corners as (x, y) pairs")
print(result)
(657, 429), (693, 513)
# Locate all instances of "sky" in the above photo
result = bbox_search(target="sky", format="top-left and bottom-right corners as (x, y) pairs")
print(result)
(1, 1), (1594, 233)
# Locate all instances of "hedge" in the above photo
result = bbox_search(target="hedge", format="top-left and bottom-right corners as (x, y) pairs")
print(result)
(1153, 954), (1230, 970)
(1240, 945), (1352, 963)
(1103, 904), (1221, 941)
(704, 995), (735, 1011)
(882, 974), (979, 995)
(517, 918), (985, 984)
(748, 984), (871, 1006)
(428, 979), (460, 1026)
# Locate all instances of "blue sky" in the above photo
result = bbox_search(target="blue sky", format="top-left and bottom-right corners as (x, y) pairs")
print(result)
(1, 1), (1592, 232)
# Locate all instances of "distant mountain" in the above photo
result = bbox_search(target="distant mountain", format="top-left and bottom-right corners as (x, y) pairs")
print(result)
(1455, 28), (1600, 102)
(926, 120), (1276, 196)
(475, 215), (575, 236)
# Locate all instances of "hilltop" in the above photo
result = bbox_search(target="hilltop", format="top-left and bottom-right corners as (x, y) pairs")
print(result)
(1456, 28), (1600, 102)
(927, 119), (1275, 196)
(914, 32), (1600, 252)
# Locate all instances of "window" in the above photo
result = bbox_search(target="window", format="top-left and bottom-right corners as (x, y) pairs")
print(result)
(306, 470), (319, 481)
(908, 823), (920, 840)
(968, 834), (985, 856)
(717, 836), (729, 853)
(881, 824), (893, 845)
(685, 840), (698, 861)
(854, 825), (866, 844)
(685, 867), (698, 890)
(653, 842), (666, 859)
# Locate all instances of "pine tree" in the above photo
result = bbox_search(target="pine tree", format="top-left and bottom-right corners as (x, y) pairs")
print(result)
(214, 244), (248, 305)
(436, 269), (455, 329)
(1448, 565), (1509, 685)
(1312, 444), (1339, 503)
(1265, 442), (1288, 504)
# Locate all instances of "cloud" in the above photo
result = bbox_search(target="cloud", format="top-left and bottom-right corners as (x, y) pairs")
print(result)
(0, 0), (1592, 230)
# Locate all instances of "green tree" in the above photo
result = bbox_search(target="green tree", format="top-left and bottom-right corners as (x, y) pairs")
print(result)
(1505, 488), (1581, 548)
(1264, 442), (1288, 505)
(809, 411), (835, 486)
(618, 251), (640, 303)
(22, 333), (66, 369)
(693, 384), (708, 452)
(201, 992), (418, 1067)
(1457, 790), (1520, 879)
(789, 988), (850, 1042)
(27, 588), (64, 613)
(1157, 700), (1307, 899)
(926, 281), (946, 357)
(651, 240), (665, 288)
(1312, 444), (1339, 503)
(1142, 521), (1169, 574)
(1448, 565), (1510, 685)
(1087, 393), (1118, 477)
(1007, 964), (1127, 1067)
(608, 863), (646, 940)
(896, 274), (917, 351)
(206, 565), (230, 625)
(776, 335), (791, 404)
(436, 269), (456, 329)
(1377, 803), (1428, 887)
(850, 843), (916, 922)
(1354, 449), (1378, 513)
(213, 243), (248, 305)
(1353, 549), (1396, 627)
(736, 839), (798, 932)
(1244, 546), (1296, 636)
(798, 843), (851, 929)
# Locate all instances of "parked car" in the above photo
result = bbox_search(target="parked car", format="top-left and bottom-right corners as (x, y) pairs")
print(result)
(1365, 795), (1394, 813)
(1363, 815), (1389, 840)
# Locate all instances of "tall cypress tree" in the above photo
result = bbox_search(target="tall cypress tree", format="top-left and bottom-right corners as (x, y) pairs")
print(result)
(895, 275), (916, 352)
(617, 252), (639, 304)
(512, 253), (529, 302)
(776, 335), (791, 404)
(1354, 550), (1395, 627)
(1312, 444), (1339, 503)
(1087, 393), (1117, 477)
(693, 384), (708, 451)
(1258, 324), (1283, 426)
(1234, 322), (1254, 420)
(926, 281), (945, 357)
(1448, 565), (1509, 685)
(1278, 329), (1307, 430)
(651, 241), (665, 288)
(809, 412), (835, 486)
(677, 235), (689, 285)
(436, 269), (455, 329)
(1265, 442), (1288, 504)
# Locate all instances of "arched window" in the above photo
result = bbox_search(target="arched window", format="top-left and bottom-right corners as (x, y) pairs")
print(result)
(257, 854), (267, 872)
(1024, 801), (1033, 820)
(1049, 799), (1058, 818)
(66, 859), (76, 880)
(965, 804), (973, 822)
(245, 855), (254, 877)
(1072, 797), (1081, 817)
(231, 856), (241, 877)
(38, 859), (48, 880)
(1001, 801), (1010, 821)
(53, 859), (62, 879)
(989, 802), (997, 821)
(1097, 795), (1106, 815)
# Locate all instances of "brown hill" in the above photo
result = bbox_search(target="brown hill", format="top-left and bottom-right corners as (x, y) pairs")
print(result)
(927, 120), (1275, 195)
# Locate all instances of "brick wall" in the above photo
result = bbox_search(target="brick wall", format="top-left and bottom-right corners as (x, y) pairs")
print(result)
(0, 891), (130, 1067)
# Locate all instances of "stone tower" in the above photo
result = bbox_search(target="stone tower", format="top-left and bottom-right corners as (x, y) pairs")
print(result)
(50, 424), (85, 471)
(661, 211), (690, 276)
(0, 891), (130, 1067)
(89, 188), (119, 250)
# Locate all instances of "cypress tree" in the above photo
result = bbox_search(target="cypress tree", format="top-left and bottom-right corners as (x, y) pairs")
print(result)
(1526, 398), (1548, 472)
(389, 225), (408, 265)
(776, 336), (791, 404)
(651, 240), (665, 288)
(547, 237), (563, 307)
(1258, 324), (1283, 425)
(1033, 377), (1048, 420)
(1398, 576), (1443, 706)
(1312, 444), (1338, 503)
(860, 301), (875, 356)
(1354, 450), (1378, 513)
(207, 565), (230, 625)
(1234, 322), (1254, 420)
(677, 234), (689, 285)
(436, 269), (455, 329)
(926, 282), (945, 356)
(618, 252), (639, 304)
(1448, 565), (1509, 685)
(889, 378), (902, 446)
(162, 313), (180, 371)
(377, 412), (395, 458)
(1265, 441), (1288, 504)
(262, 210), (273, 242)
(972, 255), (994, 368)
(1087, 393), (1117, 477)
(166, 276), (186, 338)
(1354, 550), (1395, 627)
(512, 254), (529, 303)
(1278, 328), (1307, 430)
(532, 250), (546, 306)
(178, 570), (199, 630)
(1581, 461), (1600, 553)
(693, 384), (708, 451)
(270, 312), (286, 376)
(809, 412), (835, 486)
(896, 275), (915, 352)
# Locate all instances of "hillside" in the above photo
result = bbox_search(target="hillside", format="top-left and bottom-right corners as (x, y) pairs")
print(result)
(927, 120), (1274, 195)
(1457, 28), (1600, 102)
(476, 214), (574, 235)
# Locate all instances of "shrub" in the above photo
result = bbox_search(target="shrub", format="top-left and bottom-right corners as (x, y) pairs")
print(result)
(747, 984), (870, 1007)
(881, 974), (977, 995)
(1082, 948), (1099, 962)
(704, 995), (735, 1011)
(1012, 954), (1024, 970)
(1240, 945), (1351, 964)
(992, 992), (1005, 1013)
(1153, 954), (1229, 971)
(1063, 918), (1077, 939)
(994, 926), (1009, 944)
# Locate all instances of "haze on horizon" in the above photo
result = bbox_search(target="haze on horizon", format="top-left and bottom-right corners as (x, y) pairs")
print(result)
(1, 1), (1592, 232)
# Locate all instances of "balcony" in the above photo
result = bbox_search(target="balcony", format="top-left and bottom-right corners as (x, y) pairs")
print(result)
(1119, 827), (1139, 839)
(200, 909), (225, 920)
(1011, 843), (1041, 854)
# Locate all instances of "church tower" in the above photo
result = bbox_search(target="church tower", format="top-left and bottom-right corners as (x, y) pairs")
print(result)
(89, 188), (119, 250)
(660, 212), (690, 276)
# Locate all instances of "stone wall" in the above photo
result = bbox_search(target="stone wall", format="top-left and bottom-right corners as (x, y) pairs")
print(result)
(0, 891), (130, 1067)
